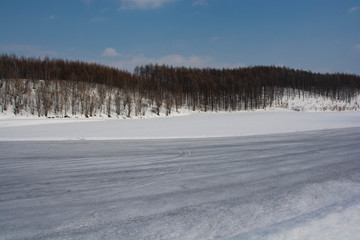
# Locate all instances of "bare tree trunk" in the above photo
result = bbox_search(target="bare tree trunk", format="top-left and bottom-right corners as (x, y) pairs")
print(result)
(115, 90), (121, 117)
(107, 94), (112, 117)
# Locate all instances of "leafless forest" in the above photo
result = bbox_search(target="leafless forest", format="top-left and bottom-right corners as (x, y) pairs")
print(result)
(1, 54), (359, 117)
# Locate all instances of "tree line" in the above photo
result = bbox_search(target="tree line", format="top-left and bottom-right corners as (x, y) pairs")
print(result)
(0, 54), (132, 87)
(1, 54), (359, 117)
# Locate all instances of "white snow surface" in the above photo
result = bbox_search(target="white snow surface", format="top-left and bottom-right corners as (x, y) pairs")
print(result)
(1, 111), (360, 240)
(0, 110), (360, 141)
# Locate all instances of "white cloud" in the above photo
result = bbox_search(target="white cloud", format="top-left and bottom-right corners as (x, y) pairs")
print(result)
(349, 6), (358, 13)
(49, 15), (56, 20)
(156, 54), (210, 66)
(1, 44), (57, 57)
(218, 62), (246, 69)
(108, 53), (245, 71)
(210, 36), (219, 42)
(102, 48), (121, 57)
(354, 44), (360, 52)
(109, 54), (213, 71)
(119, 0), (175, 9)
(192, 0), (208, 6)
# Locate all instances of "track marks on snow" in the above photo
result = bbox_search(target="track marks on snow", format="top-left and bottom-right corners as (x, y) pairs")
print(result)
(125, 150), (191, 190)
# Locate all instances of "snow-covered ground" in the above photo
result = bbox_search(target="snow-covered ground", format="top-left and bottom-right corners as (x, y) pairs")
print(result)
(0, 111), (360, 141)
(1, 111), (360, 239)
(1, 127), (359, 239)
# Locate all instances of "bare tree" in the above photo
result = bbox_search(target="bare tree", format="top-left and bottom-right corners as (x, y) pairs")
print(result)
(60, 80), (70, 117)
(154, 95), (162, 116)
(123, 92), (132, 117)
(41, 81), (54, 117)
(106, 91), (112, 117)
(12, 79), (26, 115)
(164, 93), (173, 116)
(114, 90), (122, 117)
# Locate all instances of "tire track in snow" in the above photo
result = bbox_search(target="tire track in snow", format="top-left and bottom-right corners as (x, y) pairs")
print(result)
(131, 150), (191, 189)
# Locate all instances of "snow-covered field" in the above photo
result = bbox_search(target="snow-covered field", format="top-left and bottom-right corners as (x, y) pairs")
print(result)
(1, 111), (360, 141)
(1, 111), (360, 239)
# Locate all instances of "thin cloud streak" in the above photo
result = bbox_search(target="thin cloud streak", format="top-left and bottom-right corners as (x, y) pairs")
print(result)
(192, 0), (208, 6)
(354, 44), (360, 52)
(119, 0), (175, 9)
(349, 6), (358, 13)
(81, 0), (93, 5)
(210, 36), (219, 42)
(100, 8), (110, 14)
(111, 54), (212, 70)
(1, 44), (58, 57)
(106, 53), (245, 72)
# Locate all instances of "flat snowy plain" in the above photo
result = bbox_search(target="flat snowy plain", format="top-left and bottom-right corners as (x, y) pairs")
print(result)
(1, 111), (360, 240)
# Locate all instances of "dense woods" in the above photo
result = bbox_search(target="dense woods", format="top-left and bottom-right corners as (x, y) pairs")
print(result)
(1, 54), (360, 117)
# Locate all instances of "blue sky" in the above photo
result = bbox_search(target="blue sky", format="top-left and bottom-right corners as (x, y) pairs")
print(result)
(1, 0), (359, 74)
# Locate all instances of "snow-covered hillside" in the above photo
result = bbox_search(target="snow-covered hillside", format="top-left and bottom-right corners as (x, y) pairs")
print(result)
(1, 78), (359, 119)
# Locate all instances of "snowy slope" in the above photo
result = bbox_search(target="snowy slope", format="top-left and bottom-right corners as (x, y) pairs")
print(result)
(1, 77), (360, 119)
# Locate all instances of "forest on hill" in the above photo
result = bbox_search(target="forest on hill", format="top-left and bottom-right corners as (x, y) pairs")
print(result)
(1, 54), (360, 118)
